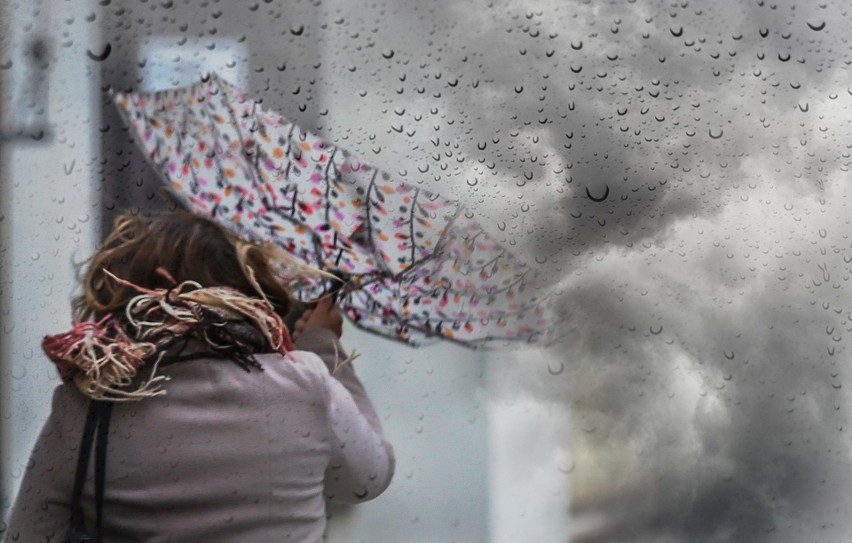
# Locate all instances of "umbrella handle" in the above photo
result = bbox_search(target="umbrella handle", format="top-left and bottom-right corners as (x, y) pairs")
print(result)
(283, 300), (308, 333)
(285, 271), (348, 335)
(325, 270), (349, 302)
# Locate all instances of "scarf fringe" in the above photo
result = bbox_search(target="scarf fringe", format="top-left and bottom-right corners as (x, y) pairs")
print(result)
(43, 274), (294, 401)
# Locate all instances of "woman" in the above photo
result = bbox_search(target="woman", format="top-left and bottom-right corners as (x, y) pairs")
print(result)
(4, 212), (395, 542)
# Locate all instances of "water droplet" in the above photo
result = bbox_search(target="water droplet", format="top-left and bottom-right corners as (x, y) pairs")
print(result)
(87, 43), (111, 61)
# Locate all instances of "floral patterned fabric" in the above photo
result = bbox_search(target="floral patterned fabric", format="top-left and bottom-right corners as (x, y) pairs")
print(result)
(114, 74), (550, 347)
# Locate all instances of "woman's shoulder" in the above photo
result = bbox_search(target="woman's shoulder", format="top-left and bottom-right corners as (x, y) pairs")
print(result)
(253, 349), (333, 391)
(262, 349), (329, 378)
(132, 350), (333, 406)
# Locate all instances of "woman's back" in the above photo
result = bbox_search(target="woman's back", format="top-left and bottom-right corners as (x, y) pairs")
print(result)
(8, 333), (393, 542)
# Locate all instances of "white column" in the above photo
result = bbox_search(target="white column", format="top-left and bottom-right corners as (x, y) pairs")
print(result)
(487, 349), (572, 542)
(0, 0), (101, 518)
(324, 329), (491, 542)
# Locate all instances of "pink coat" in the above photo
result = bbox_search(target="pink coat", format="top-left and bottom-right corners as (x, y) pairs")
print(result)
(4, 328), (394, 542)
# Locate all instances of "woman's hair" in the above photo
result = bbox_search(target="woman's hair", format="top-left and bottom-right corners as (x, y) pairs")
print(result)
(74, 212), (292, 321)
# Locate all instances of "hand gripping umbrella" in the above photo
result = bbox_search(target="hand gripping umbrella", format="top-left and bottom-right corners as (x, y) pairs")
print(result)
(113, 73), (551, 347)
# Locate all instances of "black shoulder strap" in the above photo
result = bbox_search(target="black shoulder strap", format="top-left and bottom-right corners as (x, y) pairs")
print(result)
(68, 400), (113, 543)
(93, 401), (113, 533)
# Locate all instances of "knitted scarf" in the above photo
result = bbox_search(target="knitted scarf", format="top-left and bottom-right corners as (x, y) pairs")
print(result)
(42, 271), (295, 401)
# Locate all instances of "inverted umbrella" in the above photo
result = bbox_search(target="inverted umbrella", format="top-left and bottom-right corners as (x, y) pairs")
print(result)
(113, 73), (551, 347)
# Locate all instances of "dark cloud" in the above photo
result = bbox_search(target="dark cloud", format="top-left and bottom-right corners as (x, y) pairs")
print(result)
(509, 204), (852, 542)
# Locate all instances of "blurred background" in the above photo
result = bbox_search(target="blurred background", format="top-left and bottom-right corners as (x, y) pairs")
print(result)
(3, 0), (852, 541)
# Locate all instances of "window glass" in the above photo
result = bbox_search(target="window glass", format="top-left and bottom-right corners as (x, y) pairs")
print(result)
(2, 1), (851, 541)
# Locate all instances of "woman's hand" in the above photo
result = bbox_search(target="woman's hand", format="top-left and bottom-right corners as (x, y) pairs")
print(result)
(293, 296), (343, 339)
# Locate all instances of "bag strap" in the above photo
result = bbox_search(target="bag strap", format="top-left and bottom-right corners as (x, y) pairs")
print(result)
(93, 401), (113, 533)
(68, 400), (113, 542)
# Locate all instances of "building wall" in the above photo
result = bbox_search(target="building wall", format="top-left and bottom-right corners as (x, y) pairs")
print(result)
(0, 0), (101, 516)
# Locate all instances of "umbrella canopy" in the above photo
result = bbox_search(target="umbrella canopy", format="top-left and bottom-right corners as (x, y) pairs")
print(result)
(113, 73), (551, 347)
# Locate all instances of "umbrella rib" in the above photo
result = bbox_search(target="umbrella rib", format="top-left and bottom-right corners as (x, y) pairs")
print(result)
(475, 251), (505, 274)
(176, 96), (205, 197)
(345, 315), (536, 350)
(390, 202), (462, 283)
(250, 103), (263, 185)
(363, 168), (388, 274)
(433, 203), (463, 254)
(263, 206), (325, 270)
(283, 123), (298, 218)
(323, 147), (337, 232)
(346, 273), (384, 291)
(460, 266), (534, 297)
(364, 169), (378, 246)
(358, 262), (542, 321)
(247, 101), (282, 211)
(176, 130), (204, 199)
(408, 188), (419, 265)
(198, 89), (231, 191)
(347, 291), (544, 348)
(454, 239), (508, 279)
(350, 288), (409, 331)
(216, 78), (263, 191)
(399, 263), (534, 301)
(388, 201), (461, 281)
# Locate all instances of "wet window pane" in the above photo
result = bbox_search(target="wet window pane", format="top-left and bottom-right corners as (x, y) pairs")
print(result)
(2, 0), (852, 541)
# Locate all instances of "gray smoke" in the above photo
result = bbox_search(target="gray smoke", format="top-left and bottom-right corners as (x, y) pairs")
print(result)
(476, 0), (852, 540)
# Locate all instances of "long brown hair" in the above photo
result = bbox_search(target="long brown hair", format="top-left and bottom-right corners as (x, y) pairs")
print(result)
(74, 212), (292, 321)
